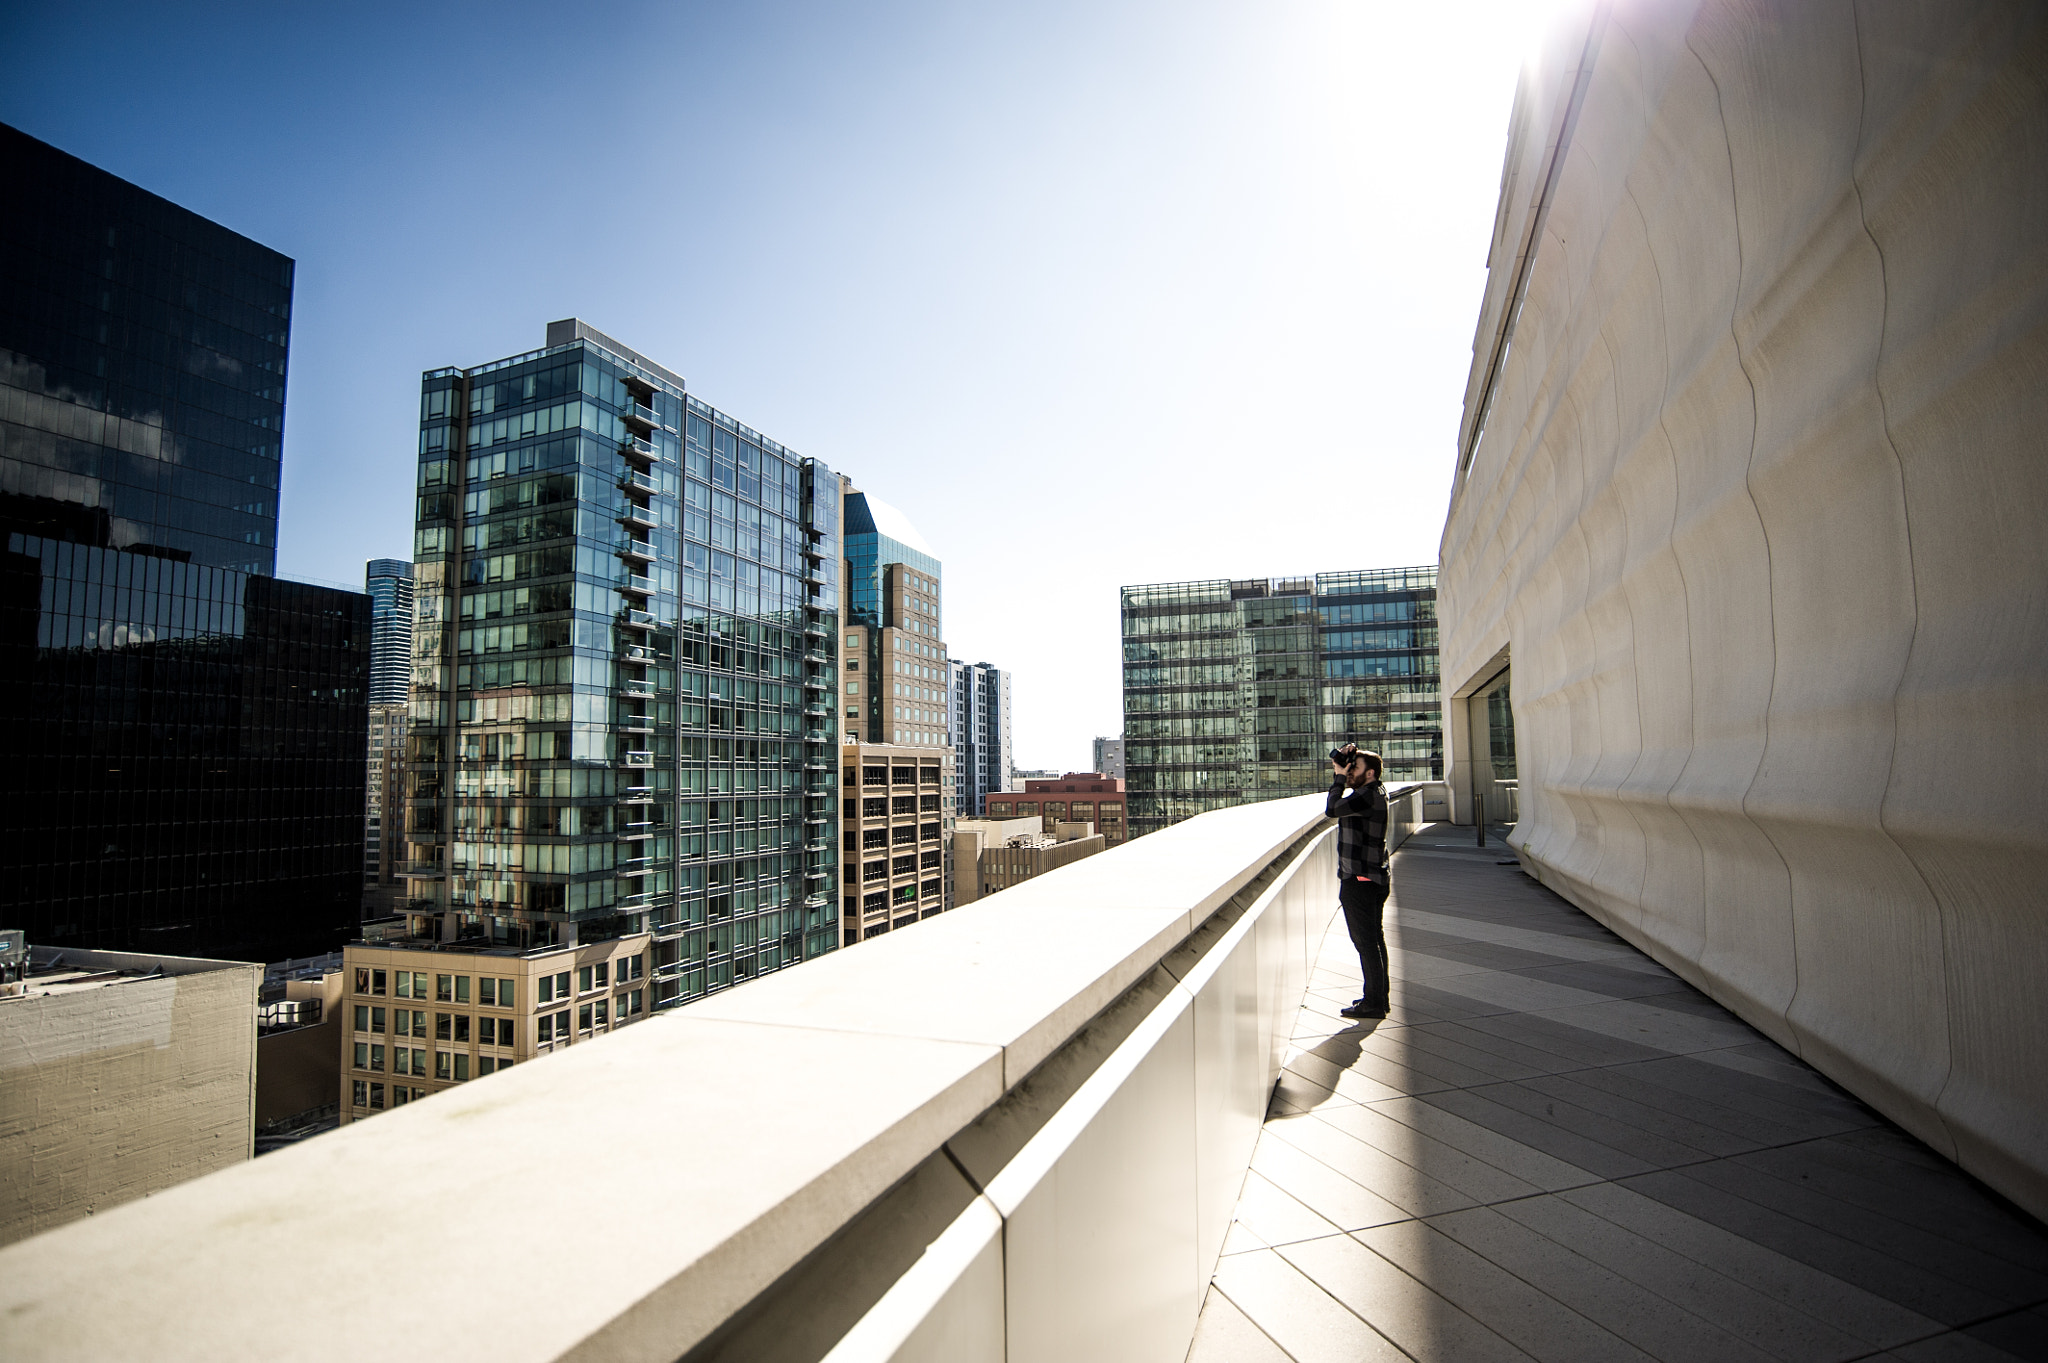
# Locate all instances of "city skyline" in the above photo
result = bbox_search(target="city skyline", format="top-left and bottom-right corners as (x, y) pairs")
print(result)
(0, 0), (1549, 769)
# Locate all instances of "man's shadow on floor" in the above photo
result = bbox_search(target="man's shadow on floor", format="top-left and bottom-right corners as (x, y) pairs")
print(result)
(1302, 1018), (1383, 1073)
(1269, 1019), (1386, 1116)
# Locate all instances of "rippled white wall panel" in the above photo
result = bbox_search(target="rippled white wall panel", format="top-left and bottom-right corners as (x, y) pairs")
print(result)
(1439, 0), (2048, 1218)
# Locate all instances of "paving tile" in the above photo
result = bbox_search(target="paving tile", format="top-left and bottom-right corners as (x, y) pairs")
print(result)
(1697, 1149), (2048, 1306)
(1610, 1054), (1877, 1137)
(1414, 968), (1618, 1016)
(1248, 1128), (1416, 1231)
(1264, 1112), (1486, 1218)
(1509, 1071), (1766, 1160)
(1557, 1181), (1941, 1348)
(1486, 1191), (1876, 1362)
(1743, 1134), (2048, 1274)
(1356, 1216), (1669, 1362)
(1882, 1327), (2042, 1362)
(1288, 1039), (1455, 1100)
(1354, 1026), (1523, 1089)
(1186, 1284), (1296, 1363)
(1211, 1246), (1411, 1363)
(1310, 1101), (1550, 1205)
(1620, 1167), (2015, 1326)
(1511, 959), (1698, 1000)
(1221, 1221), (1268, 1256)
(1452, 1009), (1673, 1068)
(1405, 1018), (1597, 1077)
(1276, 1232), (1539, 1362)
(1414, 1085), (1667, 1180)
(1962, 1302), (2048, 1361)
(1381, 979), (1526, 1023)
(1529, 996), (1764, 1056)
(1549, 1061), (1829, 1148)
(1362, 1094), (1601, 1192)
(1233, 1169), (1347, 1248)
(1271, 1066), (1353, 1116)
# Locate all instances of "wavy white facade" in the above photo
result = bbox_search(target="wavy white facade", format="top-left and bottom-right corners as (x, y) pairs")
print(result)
(1438, 0), (2048, 1220)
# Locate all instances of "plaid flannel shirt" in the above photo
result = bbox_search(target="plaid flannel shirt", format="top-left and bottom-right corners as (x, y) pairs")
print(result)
(1326, 776), (1389, 887)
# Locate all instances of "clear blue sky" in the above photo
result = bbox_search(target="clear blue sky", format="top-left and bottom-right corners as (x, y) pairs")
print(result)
(2, 0), (1551, 769)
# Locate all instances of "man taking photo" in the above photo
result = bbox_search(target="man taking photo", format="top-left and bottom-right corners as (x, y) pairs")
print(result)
(1325, 742), (1390, 1021)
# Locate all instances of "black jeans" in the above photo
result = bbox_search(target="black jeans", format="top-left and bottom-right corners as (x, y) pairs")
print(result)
(1339, 877), (1391, 1010)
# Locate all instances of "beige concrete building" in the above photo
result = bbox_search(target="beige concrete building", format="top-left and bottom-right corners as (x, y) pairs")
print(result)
(951, 815), (1106, 906)
(337, 933), (649, 1122)
(0, 945), (260, 1246)
(1436, 1), (2048, 1221)
(254, 957), (346, 1144)
(838, 741), (953, 943)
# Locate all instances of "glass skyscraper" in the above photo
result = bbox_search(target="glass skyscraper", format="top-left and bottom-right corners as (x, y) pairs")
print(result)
(1120, 566), (1441, 838)
(365, 557), (413, 706)
(402, 320), (841, 1008)
(1, 123), (370, 961)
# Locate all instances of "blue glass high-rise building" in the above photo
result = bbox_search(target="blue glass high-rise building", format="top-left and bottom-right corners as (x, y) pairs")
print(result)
(364, 557), (413, 707)
(402, 321), (841, 1006)
(0, 123), (370, 961)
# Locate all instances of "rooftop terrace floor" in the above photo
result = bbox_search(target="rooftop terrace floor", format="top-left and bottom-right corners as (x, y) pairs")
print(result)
(1190, 825), (2048, 1363)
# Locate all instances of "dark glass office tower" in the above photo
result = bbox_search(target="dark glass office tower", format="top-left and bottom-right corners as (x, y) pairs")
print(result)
(0, 124), (368, 960)
(403, 321), (841, 1007)
(1120, 567), (1442, 837)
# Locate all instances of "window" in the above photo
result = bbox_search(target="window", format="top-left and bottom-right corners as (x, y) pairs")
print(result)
(411, 1009), (426, 1035)
(478, 978), (496, 1007)
(454, 1015), (470, 1044)
(579, 1004), (593, 1033)
(436, 1013), (452, 1041)
(353, 1005), (369, 1032)
(538, 1014), (554, 1044)
(354, 967), (386, 996)
(369, 1083), (385, 1110)
(371, 1006), (386, 1033)
(625, 954), (644, 981)
(352, 1079), (368, 1108)
(595, 962), (609, 989)
(453, 1055), (470, 1082)
(435, 1052), (452, 1080)
(392, 1086), (410, 1107)
(538, 975), (553, 1004)
(393, 1010), (410, 1037)
(555, 971), (570, 998)
(354, 1042), (370, 1070)
(370, 1045), (385, 1072)
(479, 1057), (496, 1077)
(497, 978), (514, 1007)
(594, 1000), (609, 1027)
(395, 971), (412, 999)
(455, 976), (471, 1004)
(499, 1019), (516, 1047)
(436, 974), (453, 1002)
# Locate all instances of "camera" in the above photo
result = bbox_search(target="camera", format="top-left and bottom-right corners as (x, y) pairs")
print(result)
(1328, 746), (1358, 766)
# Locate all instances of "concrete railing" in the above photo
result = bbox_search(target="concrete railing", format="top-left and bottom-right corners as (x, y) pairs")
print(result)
(0, 786), (1419, 1362)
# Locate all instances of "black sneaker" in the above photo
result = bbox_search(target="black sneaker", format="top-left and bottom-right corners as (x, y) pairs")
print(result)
(1339, 1002), (1385, 1020)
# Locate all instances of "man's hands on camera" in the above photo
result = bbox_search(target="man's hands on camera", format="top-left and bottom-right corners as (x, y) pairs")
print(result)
(1332, 743), (1364, 783)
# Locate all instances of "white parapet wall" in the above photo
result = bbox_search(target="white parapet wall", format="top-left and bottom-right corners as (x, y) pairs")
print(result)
(0, 789), (1417, 1362)
(1438, 0), (2048, 1218)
